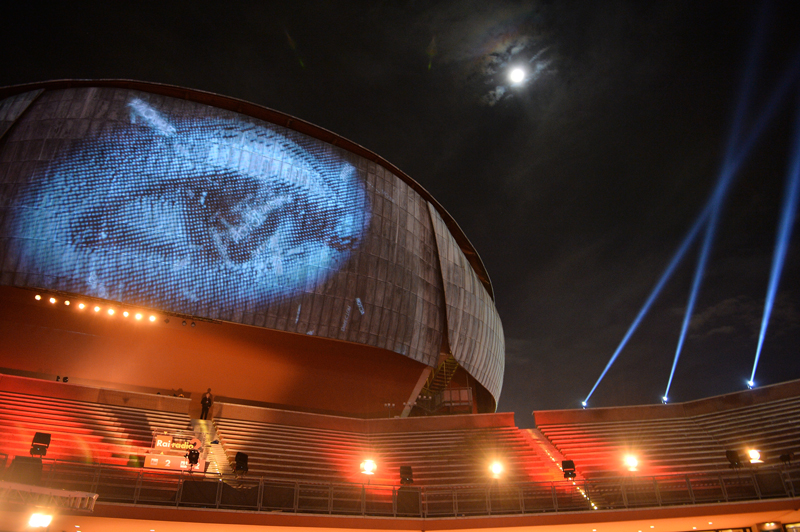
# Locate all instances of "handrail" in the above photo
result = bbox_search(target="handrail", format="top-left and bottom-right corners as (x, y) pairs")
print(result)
(3, 458), (798, 518)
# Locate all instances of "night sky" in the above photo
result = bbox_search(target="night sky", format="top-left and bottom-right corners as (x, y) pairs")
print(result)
(4, 1), (800, 426)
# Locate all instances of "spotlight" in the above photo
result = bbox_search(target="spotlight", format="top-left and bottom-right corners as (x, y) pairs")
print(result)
(94, 306), (100, 312)
(234, 452), (248, 475)
(30, 432), (51, 457)
(360, 459), (376, 475)
(191, 321), (196, 327)
(780, 452), (794, 465)
(123, 311), (129, 317)
(182, 320), (187, 326)
(662, 396), (668, 404)
(624, 454), (638, 471)
(164, 318), (170, 323)
(562, 460), (577, 479)
(108, 308), (114, 315)
(149, 315), (156, 322)
(726, 450), (743, 468)
(747, 380), (755, 389)
(187, 449), (200, 467)
(78, 303), (85, 309)
(400, 465), (413, 485)
(489, 461), (504, 479)
(135, 313), (142, 320)
(64, 300), (70, 305)
(49, 297), (56, 304)
(63, 376), (68, 383)
(28, 513), (52, 528)
(34, 294), (41, 300)
(581, 401), (587, 408)
(748, 449), (763, 464)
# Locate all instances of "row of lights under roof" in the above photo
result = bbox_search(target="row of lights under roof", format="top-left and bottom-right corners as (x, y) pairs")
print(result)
(35, 294), (158, 322)
(30, 515), (157, 530)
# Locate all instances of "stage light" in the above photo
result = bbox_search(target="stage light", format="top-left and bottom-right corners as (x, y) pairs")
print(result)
(489, 461), (504, 478)
(726, 450), (742, 468)
(135, 313), (142, 320)
(78, 303), (85, 309)
(30, 432), (51, 457)
(94, 306), (100, 312)
(123, 311), (129, 317)
(187, 448), (200, 467)
(191, 321), (196, 327)
(34, 294), (41, 300)
(624, 454), (638, 471)
(63, 376), (68, 383)
(400, 465), (413, 485)
(149, 315), (156, 322)
(662, 396), (668, 404)
(562, 460), (576, 479)
(509, 67), (525, 84)
(780, 452), (794, 465)
(108, 308), (114, 315)
(64, 300), (70, 305)
(49, 297), (56, 304)
(748, 449), (763, 463)
(164, 318), (169, 323)
(182, 320), (187, 326)
(581, 401), (587, 408)
(360, 459), (376, 475)
(29, 513), (52, 528)
(747, 380), (755, 389)
(234, 452), (248, 474)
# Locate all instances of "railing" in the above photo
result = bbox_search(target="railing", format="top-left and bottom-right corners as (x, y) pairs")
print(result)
(5, 460), (799, 518)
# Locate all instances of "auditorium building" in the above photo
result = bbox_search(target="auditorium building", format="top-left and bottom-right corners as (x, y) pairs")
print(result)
(0, 81), (798, 532)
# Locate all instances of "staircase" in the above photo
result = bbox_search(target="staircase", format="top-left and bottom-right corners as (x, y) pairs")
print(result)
(191, 419), (232, 476)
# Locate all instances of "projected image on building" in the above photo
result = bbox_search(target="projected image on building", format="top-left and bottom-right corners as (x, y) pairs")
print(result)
(8, 95), (370, 314)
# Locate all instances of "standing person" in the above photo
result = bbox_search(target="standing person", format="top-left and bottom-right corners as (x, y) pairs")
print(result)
(200, 388), (213, 420)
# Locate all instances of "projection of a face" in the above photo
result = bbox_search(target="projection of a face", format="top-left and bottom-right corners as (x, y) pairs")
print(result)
(11, 96), (370, 315)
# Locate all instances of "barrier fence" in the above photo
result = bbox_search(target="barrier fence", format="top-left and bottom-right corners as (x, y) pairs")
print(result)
(3, 460), (799, 518)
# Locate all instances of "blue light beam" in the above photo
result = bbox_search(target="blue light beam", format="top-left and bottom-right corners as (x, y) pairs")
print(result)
(750, 99), (800, 385)
(663, 3), (771, 400)
(584, 49), (800, 406)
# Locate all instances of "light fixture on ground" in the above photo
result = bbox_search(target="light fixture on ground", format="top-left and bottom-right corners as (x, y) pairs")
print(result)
(562, 460), (576, 479)
(360, 459), (376, 475)
(400, 465), (413, 485)
(30, 432), (51, 457)
(726, 450), (743, 468)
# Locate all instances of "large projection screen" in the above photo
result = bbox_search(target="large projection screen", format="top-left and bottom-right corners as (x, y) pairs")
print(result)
(0, 86), (504, 401)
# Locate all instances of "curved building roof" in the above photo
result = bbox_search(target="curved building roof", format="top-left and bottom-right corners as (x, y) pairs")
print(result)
(0, 80), (505, 405)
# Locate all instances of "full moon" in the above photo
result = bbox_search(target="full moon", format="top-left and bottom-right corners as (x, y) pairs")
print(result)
(509, 68), (525, 83)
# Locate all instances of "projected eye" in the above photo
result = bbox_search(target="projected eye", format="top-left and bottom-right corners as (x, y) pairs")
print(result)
(17, 98), (370, 313)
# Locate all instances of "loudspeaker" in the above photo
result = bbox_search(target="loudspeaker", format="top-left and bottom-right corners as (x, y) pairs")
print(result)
(9, 456), (43, 485)
(235, 452), (248, 473)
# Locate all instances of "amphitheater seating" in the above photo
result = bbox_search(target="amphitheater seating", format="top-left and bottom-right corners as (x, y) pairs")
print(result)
(214, 412), (561, 486)
(0, 390), (192, 467)
(535, 388), (800, 478)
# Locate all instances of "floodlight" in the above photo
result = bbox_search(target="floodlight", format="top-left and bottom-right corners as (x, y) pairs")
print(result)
(624, 454), (638, 471)
(108, 308), (114, 315)
(34, 295), (41, 300)
(30, 432), (51, 457)
(662, 396), (668, 404)
(400, 465), (413, 485)
(149, 315), (156, 322)
(49, 297), (56, 304)
(29, 513), (52, 528)
(78, 303), (85, 309)
(489, 461), (503, 478)
(135, 313), (142, 320)
(581, 401), (587, 408)
(562, 460), (576, 479)
(747, 380), (755, 389)
(187, 449), (200, 466)
(780, 452), (794, 465)
(93, 306), (100, 312)
(360, 459), (376, 475)
(234, 452), (248, 474)
(726, 450), (742, 468)
(748, 449), (763, 464)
